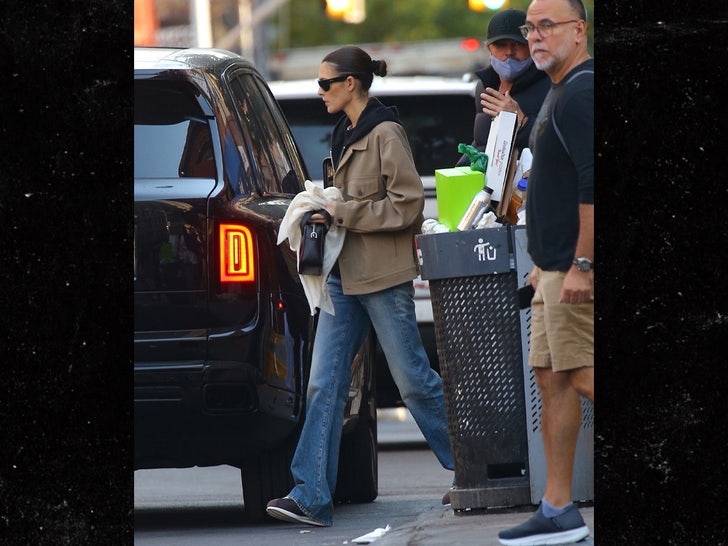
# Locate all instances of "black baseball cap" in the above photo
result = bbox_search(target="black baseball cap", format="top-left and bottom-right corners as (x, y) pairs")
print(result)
(485, 9), (528, 46)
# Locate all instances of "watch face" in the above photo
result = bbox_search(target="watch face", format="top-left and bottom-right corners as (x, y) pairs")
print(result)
(574, 258), (592, 271)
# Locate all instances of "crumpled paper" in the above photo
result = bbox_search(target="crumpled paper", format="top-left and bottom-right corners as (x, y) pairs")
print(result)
(352, 524), (391, 544)
(421, 218), (449, 234)
(474, 210), (501, 229)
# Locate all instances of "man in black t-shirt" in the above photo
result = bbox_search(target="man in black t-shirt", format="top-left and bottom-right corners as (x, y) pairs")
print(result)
(498, 1), (594, 545)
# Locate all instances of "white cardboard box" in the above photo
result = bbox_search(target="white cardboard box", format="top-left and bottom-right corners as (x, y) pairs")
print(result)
(484, 110), (518, 202)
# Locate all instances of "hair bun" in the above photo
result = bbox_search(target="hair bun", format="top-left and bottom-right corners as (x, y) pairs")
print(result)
(371, 59), (388, 77)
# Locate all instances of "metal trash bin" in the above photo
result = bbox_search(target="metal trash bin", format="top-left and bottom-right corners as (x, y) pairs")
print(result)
(416, 226), (593, 510)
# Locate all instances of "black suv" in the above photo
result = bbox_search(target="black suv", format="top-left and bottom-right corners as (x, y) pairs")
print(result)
(134, 47), (377, 521)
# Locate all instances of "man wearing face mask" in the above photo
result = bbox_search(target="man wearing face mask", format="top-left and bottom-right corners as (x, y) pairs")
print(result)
(456, 8), (550, 166)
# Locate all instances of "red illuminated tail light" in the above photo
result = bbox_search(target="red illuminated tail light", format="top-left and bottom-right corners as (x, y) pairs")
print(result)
(219, 224), (255, 283)
(460, 38), (481, 52)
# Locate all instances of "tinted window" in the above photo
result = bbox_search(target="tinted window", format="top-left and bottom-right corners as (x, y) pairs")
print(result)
(391, 95), (473, 175)
(228, 74), (301, 194)
(277, 94), (474, 179)
(252, 78), (309, 192)
(135, 80), (217, 180)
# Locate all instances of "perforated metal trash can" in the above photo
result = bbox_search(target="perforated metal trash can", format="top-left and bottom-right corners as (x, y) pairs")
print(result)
(417, 227), (530, 509)
(416, 226), (593, 511)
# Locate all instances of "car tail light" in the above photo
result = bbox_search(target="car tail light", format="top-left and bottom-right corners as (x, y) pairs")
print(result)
(460, 38), (481, 52)
(219, 224), (255, 283)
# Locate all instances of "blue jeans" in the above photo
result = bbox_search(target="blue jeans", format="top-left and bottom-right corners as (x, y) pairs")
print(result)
(287, 276), (454, 525)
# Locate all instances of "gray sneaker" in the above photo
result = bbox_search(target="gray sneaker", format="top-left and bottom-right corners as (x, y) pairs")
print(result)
(266, 497), (327, 527)
(498, 503), (589, 545)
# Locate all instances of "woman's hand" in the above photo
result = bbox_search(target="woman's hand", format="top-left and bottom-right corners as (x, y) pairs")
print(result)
(308, 213), (328, 224)
(308, 202), (336, 225)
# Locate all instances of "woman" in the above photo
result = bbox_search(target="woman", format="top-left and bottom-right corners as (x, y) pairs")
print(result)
(266, 45), (454, 527)
(456, 8), (550, 166)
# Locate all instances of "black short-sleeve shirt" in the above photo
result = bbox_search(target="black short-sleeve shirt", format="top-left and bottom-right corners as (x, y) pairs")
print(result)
(526, 59), (594, 271)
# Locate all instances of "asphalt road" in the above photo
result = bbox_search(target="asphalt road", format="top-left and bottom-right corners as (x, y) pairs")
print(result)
(134, 410), (594, 545)
(134, 409), (450, 545)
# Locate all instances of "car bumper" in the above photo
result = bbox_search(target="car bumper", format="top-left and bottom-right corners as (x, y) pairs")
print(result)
(134, 360), (302, 469)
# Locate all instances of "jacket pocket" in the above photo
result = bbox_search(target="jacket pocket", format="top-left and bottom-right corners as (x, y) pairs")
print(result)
(347, 175), (384, 201)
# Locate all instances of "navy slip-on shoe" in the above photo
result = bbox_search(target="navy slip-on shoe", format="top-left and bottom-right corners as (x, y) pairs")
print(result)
(498, 503), (589, 545)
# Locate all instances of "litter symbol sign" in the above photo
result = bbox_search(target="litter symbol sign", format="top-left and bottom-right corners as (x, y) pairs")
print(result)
(415, 227), (511, 281)
(473, 238), (497, 262)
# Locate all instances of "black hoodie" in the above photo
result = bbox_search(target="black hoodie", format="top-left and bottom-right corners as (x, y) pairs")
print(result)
(330, 97), (402, 170)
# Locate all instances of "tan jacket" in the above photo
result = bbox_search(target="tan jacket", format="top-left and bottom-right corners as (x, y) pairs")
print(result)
(330, 121), (424, 295)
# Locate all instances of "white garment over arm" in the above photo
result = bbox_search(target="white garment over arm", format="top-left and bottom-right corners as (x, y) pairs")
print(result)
(277, 180), (346, 315)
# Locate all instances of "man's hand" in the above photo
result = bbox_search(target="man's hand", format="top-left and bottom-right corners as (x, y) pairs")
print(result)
(481, 87), (524, 127)
(559, 268), (593, 304)
(527, 266), (539, 292)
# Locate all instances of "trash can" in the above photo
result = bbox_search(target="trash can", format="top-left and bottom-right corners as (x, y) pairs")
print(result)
(416, 225), (593, 510)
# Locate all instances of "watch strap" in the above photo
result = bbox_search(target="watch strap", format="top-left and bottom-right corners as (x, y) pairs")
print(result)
(572, 257), (593, 271)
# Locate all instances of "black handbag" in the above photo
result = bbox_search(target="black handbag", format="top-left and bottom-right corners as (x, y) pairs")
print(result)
(298, 209), (332, 276)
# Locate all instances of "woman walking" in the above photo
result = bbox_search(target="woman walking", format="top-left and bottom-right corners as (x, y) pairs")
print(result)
(266, 45), (454, 527)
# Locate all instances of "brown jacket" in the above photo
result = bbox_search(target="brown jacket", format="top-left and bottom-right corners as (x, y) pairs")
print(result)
(330, 121), (424, 295)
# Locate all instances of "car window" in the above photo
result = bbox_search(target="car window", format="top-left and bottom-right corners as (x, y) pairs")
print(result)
(389, 95), (473, 175)
(277, 93), (474, 180)
(252, 78), (310, 193)
(135, 80), (217, 180)
(227, 74), (301, 195)
(219, 97), (256, 196)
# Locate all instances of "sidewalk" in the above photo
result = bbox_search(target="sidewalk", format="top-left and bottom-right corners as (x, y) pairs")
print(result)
(376, 410), (594, 545)
(376, 503), (594, 546)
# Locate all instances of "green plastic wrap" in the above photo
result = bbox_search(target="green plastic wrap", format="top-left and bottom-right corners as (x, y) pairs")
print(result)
(457, 143), (489, 173)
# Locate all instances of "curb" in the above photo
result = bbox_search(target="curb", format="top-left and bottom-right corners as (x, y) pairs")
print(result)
(376, 504), (594, 546)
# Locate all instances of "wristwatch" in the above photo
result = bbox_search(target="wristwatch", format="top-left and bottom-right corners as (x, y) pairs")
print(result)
(572, 257), (594, 272)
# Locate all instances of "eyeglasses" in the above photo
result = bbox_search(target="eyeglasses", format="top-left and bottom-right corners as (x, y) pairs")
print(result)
(317, 75), (350, 91)
(519, 20), (579, 39)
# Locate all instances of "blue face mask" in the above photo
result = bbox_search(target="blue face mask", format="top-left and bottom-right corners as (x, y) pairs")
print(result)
(489, 56), (533, 81)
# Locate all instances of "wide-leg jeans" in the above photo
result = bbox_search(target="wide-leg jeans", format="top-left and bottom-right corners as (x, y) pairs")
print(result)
(287, 276), (454, 526)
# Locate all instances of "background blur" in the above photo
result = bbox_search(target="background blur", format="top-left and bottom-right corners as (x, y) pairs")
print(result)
(134, 0), (594, 80)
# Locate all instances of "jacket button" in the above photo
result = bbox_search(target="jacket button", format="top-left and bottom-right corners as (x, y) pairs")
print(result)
(337, 218), (343, 224)
(357, 189), (363, 196)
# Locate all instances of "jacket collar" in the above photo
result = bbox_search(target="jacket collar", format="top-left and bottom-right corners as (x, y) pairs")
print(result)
(331, 97), (401, 169)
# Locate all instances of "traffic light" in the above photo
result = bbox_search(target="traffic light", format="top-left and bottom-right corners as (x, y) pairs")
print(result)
(324, 0), (366, 23)
(134, 0), (158, 46)
(468, 0), (508, 11)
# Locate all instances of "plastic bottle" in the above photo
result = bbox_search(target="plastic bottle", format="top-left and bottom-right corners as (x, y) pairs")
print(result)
(506, 178), (528, 224)
(516, 178), (527, 209)
(517, 177), (527, 191)
(457, 185), (494, 231)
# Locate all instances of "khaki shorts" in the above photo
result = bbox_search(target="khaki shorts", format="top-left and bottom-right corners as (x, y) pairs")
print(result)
(529, 269), (594, 372)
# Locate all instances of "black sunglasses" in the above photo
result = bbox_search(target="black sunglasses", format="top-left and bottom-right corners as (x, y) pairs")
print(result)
(317, 74), (351, 91)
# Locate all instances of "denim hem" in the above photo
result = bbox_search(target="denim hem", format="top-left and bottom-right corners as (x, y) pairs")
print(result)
(287, 495), (331, 527)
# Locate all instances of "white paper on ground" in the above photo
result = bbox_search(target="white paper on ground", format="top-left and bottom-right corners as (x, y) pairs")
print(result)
(352, 524), (391, 544)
